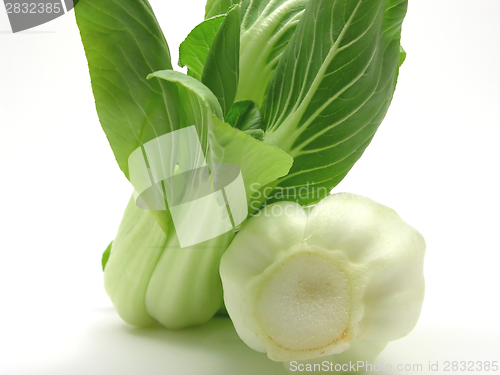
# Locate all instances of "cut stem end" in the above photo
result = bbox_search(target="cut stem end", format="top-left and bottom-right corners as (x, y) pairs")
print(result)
(250, 249), (355, 361)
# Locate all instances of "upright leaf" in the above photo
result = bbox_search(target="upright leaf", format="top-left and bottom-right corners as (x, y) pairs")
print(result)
(147, 70), (224, 143)
(236, 0), (309, 105)
(142, 71), (224, 234)
(203, 0), (311, 106)
(178, 15), (226, 80)
(262, 0), (408, 205)
(75, 0), (179, 178)
(202, 5), (241, 116)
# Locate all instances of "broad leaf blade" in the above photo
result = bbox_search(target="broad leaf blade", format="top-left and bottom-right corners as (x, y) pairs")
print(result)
(179, 15), (226, 81)
(75, 0), (179, 178)
(262, 0), (408, 205)
(236, 0), (309, 105)
(202, 4), (241, 116)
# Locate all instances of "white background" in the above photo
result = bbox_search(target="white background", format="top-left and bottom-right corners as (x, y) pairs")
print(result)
(1, 1), (499, 374)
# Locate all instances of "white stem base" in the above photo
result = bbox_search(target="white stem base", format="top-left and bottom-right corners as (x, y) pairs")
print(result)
(244, 247), (359, 361)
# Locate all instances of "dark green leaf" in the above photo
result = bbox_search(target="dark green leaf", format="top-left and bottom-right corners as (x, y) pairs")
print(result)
(262, 0), (408, 205)
(75, 0), (180, 179)
(202, 4), (241, 116)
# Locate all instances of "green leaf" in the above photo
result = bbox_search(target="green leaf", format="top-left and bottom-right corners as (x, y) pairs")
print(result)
(143, 70), (223, 234)
(205, 0), (310, 106)
(225, 100), (262, 131)
(75, 0), (180, 179)
(101, 241), (112, 271)
(202, 4), (241, 116)
(148, 70), (293, 211)
(205, 0), (239, 19)
(179, 15), (226, 81)
(262, 0), (408, 205)
(147, 70), (224, 147)
(236, 0), (310, 106)
(208, 117), (293, 205)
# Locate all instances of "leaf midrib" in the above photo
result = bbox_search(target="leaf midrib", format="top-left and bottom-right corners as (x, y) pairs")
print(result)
(264, 0), (363, 152)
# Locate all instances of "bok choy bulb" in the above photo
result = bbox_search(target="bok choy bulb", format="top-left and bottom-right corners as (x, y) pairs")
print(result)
(220, 193), (425, 362)
(103, 197), (233, 329)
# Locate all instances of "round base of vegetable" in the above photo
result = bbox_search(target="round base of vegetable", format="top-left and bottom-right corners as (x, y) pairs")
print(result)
(244, 247), (356, 361)
(220, 195), (426, 363)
